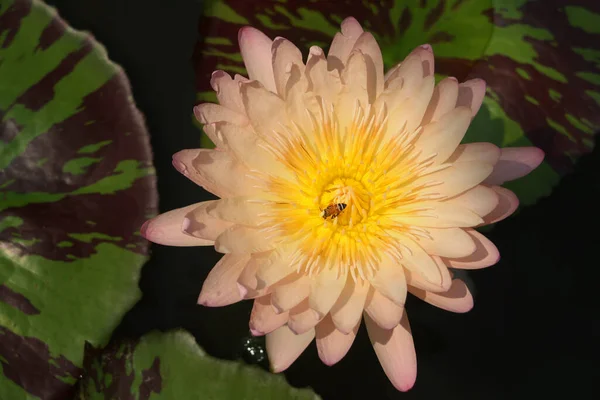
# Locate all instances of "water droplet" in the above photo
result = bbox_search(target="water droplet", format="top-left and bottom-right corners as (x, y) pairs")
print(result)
(240, 334), (266, 365)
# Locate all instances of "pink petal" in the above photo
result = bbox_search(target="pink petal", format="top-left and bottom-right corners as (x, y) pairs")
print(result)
(327, 16), (364, 71)
(446, 142), (501, 165)
(193, 103), (247, 126)
(484, 147), (545, 185)
(198, 254), (249, 307)
(330, 279), (369, 334)
(404, 256), (452, 292)
(266, 325), (314, 373)
(214, 225), (273, 254)
(271, 275), (310, 313)
(238, 26), (276, 92)
(309, 266), (346, 317)
(445, 185), (499, 218)
(172, 149), (257, 198)
(482, 186), (519, 225)
(315, 314), (359, 366)
(446, 229), (500, 270)
(409, 279), (474, 313)
(141, 203), (213, 247)
(288, 299), (322, 334)
(183, 201), (233, 241)
(416, 227), (476, 258)
(364, 288), (404, 330)
(352, 32), (384, 100)
(209, 70), (246, 115)
(421, 77), (458, 125)
(456, 78), (486, 118)
(249, 295), (288, 336)
(365, 313), (417, 392)
(271, 37), (304, 97)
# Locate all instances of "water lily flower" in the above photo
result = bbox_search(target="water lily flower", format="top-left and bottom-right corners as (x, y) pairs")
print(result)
(141, 17), (544, 391)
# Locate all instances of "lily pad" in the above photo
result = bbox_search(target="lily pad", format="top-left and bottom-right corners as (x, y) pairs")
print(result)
(77, 330), (319, 400)
(192, 0), (600, 205)
(0, 0), (156, 398)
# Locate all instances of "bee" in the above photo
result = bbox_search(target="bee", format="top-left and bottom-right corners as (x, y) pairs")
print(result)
(320, 203), (347, 220)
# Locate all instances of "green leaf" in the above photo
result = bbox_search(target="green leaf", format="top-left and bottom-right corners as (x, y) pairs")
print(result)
(0, 0), (157, 398)
(77, 330), (320, 400)
(193, 0), (600, 205)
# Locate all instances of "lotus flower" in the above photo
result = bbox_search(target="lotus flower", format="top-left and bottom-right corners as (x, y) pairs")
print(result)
(141, 17), (544, 391)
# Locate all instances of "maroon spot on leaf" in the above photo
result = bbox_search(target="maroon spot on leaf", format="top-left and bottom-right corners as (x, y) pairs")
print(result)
(424, 0), (445, 31)
(0, 326), (80, 400)
(79, 339), (163, 399)
(139, 358), (162, 399)
(429, 31), (454, 44)
(0, 284), (40, 315)
(0, 0), (30, 49)
(37, 7), (67, 51)
(398, 7), (412, 37)
(452, 0), (470, 12)
(16, 46), (90, 111)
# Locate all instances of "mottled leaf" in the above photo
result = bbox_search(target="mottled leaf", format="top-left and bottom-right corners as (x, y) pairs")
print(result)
(77, 330), (319, 400)
(0, 0), (157, 398)
(193, 0), (600, 205)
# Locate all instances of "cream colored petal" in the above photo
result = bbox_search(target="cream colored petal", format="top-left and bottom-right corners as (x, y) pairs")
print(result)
(288, 299), (322, 334)
(205, 197), (268, 227)
(266, 325), (314, 373)
(413, 106), (472, 164)
(272, 37), (304, 98)
(256, 250), (297, 289)
(421, 77), (458, 125)
(409, 279), (473, 313)
(413, 44), (435, 78)
(183, 201), (233, 241)
(272, 275), (310, 313)
(240, 80), (290, 139)
(309, 266), (347, 317)
(215, 122), (292, 180)
(391, 201), (483, 228)
(484, 147), (545, 185)
(194, 103), (247, 126)
(482, 186), (519, 225)
(385, 76), (435, 140)
(249, 295), (288, 336)
(401, 241), (452, 290)
(214, 225), (273, 254)
(365, 313), (417, 392)
(238, 252), (295, 299)
(364, 288), (404, 330)
(198, 254), (249, 307)
(447, 142), (501, 165)
(201, 123), (227, 149)
(327, 16), (363, 71)
(415, 161), (493, 198)
(369, 253), (407, 306)
(337, 50), (370, 122)
(305, 46), (341, 104)
(210, 70), (246, 115)
(456, 78), (486, 117)
(330, 278), (369, 334)
(172, 149), (257, 198)
(238, 26), (276, 92)
(352, 32), (384, 101)
(316, 314), (359, 366)
(445, 185), (499, 218)
(141, 203), (213, 246)
(416, 227), (476, 258)
(446, 229), (500, 270)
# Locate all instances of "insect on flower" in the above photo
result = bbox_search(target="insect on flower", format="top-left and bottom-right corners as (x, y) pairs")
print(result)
(320, 203), (347, 220)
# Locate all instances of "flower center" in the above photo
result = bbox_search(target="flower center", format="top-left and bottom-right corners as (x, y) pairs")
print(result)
(319, 178), (370, 227)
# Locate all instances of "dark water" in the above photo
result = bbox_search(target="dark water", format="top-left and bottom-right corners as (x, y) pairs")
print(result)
(47, 0), (599, 398)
